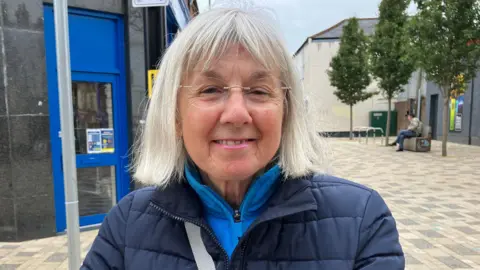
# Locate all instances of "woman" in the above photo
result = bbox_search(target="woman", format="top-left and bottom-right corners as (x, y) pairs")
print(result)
(82, 6), (404, 270)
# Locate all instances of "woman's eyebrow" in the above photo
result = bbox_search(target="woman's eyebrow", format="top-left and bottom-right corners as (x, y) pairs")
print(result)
(199, 70), (224, 81)
(197, 70), (273, 83)
(248, 71), (272, 81)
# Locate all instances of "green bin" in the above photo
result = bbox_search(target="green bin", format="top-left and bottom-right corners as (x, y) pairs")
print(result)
(369, 111), (397, 136)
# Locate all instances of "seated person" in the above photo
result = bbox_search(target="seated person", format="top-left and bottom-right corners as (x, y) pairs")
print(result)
(390, 113), (422, 152)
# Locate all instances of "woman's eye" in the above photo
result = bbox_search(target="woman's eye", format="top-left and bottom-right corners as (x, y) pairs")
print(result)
(200, 87), (223, 94)
(248, 88), (269, 95)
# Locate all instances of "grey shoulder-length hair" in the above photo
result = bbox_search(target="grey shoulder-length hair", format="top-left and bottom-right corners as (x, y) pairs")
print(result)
(132, 5), (330, 187)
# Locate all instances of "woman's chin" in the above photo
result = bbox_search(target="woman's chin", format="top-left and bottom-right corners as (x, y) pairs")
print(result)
(214, 161), (260, 180)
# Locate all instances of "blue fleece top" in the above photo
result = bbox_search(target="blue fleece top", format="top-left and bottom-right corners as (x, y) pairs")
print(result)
(185, 163), (281, 257)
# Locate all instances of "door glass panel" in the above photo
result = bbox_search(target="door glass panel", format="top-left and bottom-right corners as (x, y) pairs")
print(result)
(78, 166), (117, 216)
(73, 82), (114, 154)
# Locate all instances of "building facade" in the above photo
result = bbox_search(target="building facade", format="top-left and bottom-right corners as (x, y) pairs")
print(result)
(294, 18), (429, 136)
(294, 17), (480, 144)
(394, 70), (427, 132)
(0, 0), (197, 241)
(425, 76), (480, 145)
(293, 18), (393, 136)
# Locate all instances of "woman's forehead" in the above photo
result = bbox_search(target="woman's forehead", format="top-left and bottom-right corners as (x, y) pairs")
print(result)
(195, 69), (277, 81)
(185, 61), (281, 84)
(184, 43), (281, 78)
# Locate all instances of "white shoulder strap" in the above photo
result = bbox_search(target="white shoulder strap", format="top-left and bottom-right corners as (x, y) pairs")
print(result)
(184, 222), (216, 270)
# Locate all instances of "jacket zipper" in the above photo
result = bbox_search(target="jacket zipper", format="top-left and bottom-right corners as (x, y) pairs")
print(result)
(233, 209), (241, 223)
(232, 209), (251, 270)
(239, 236), (250, 270)
(233, 209), (247, 269)
(149, 202), (230, 270)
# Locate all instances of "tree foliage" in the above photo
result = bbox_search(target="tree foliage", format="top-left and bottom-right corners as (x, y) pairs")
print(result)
(371, 0), (415, 99)
(409, 0), (480, 156)
(370, 0), (415, 145)
(410, 0), (480, 94)
(451, 74), (466, 98)
(328, 17), (374, 106)
(328, 17), (375, 139)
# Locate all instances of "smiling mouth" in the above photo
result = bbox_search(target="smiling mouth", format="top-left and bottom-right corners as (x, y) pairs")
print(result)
(214, 139), (256, 146)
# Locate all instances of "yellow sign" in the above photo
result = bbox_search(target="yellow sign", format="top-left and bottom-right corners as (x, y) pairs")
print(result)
(148, 69), (159, 98)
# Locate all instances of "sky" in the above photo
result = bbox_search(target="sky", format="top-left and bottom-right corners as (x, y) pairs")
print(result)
(196, 0), (417, 54)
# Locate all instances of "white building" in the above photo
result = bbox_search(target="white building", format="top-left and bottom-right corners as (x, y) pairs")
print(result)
(293, 18), (425, 135)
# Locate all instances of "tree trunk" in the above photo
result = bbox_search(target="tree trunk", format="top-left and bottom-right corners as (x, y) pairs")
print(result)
(385, 97), (392, 146)
(349, 105), (353, 140)
(442, 95), (449, 156)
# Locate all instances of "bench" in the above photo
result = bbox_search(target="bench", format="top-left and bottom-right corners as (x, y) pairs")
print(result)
(404, 125), (432, 152)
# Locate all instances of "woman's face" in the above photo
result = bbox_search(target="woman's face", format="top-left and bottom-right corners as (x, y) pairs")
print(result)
(177, 45), (285, 182)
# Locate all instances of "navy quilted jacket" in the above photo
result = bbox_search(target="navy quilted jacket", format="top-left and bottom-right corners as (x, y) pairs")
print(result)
(81, 174), (404, 269)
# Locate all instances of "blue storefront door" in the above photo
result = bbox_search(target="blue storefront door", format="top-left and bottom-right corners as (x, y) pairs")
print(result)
(43, 6), (130, 232)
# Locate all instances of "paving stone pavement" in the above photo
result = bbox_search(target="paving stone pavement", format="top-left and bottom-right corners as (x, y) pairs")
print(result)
(330, 138), (480, 270)
(0, 138), (479, 269)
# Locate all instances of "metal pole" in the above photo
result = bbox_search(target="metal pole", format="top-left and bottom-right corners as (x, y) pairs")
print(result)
(416, 70), (423, 119)
(52, 0), (81, 269)
(468, 75), (475, 145)
(144, 7), (151, 94)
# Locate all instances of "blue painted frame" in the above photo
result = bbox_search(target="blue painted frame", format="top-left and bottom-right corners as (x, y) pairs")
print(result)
(168, 0), (190, 30)
(44, 5), (130, 232)
(166, 7), (179, 46)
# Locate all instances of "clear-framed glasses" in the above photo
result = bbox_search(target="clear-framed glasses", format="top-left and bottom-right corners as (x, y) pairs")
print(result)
(179, 83), (291, 110)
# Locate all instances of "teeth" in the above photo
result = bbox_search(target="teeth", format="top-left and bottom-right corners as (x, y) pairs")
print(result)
(218, 140), (246, 145)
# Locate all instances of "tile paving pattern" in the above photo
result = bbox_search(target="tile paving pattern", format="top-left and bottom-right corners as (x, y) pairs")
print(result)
(0, 138), (479, 269)
(330, 138), (480, 270)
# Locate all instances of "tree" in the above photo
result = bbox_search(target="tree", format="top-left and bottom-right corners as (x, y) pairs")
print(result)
(328, 18), (375, 140)
(370, 0), (416, 146)
(409, 0), (480, 156)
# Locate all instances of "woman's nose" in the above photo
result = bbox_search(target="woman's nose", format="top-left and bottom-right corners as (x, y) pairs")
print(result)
(219, 88), (253, 126)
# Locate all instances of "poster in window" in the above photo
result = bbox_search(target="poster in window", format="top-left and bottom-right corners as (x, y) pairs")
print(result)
(87, 129), (102, 154)
(449, 98), (456, 131)
(454, 95), (464, 131)
(449, 95), (464, 132)
(101, 129), (115, 153)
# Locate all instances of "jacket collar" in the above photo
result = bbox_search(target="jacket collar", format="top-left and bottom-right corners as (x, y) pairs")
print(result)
(150, 173), (317, 224)
(254, 175), (318, 225)
(184, 163), (282, 220)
